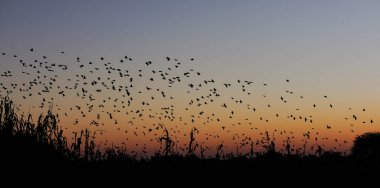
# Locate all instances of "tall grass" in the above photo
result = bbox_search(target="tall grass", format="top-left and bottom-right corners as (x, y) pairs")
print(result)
(2, 96), (378, 162)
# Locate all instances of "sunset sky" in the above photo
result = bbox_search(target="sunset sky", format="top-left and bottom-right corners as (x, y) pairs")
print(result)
(1, 0), (380, 156)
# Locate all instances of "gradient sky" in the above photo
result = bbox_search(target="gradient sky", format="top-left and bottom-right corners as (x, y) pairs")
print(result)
(2, 1), (380, 97)
(1, 0), (380, 156)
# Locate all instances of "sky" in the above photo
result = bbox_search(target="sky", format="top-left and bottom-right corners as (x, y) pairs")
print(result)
(1, 0), (380, 156)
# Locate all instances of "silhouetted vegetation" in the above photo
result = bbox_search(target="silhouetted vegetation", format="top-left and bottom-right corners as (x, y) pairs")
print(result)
(1, 97), (380, 185)
(352, 132), (380, 164)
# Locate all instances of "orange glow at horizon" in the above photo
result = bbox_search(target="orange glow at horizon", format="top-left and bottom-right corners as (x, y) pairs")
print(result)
(1, 51), (379, 157)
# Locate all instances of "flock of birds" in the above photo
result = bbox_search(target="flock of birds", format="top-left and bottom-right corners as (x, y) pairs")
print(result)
(0, 48), (376, 157)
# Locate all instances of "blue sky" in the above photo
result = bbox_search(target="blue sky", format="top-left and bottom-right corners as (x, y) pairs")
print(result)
(1, 0), (380, 103)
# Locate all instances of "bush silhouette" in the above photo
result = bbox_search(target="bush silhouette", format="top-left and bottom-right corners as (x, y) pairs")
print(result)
(352, 132), (380, 164)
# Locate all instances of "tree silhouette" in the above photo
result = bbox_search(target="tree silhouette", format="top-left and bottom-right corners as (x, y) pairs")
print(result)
(352, 132), (380, 164)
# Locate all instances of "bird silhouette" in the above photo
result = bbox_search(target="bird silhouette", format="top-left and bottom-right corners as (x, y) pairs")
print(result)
(0, 47), (374, 158)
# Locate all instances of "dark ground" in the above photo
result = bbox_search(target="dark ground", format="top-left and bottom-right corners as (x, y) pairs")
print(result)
(1, 97), (379, 186)
(1, 135), (379, 186)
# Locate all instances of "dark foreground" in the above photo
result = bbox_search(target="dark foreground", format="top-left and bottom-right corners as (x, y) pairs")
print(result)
(1, 135), (379, 186)
(1, 97), (380, 185)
